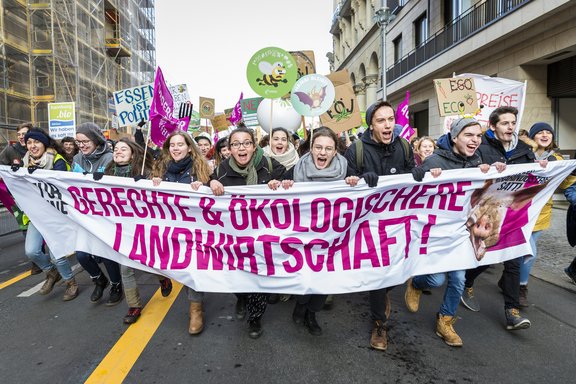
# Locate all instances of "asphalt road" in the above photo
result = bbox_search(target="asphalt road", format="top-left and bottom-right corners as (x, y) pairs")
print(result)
(1, 230), (575, 384)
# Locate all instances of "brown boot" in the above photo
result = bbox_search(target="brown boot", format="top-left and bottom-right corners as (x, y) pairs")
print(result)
(404, 278), (422, 313)
(189, 302), (204, 335)
(370, 320), (387, 351)
(436, 313), (463, 347)
(63, 278), (79, 301)
(39, 269), (62, 295)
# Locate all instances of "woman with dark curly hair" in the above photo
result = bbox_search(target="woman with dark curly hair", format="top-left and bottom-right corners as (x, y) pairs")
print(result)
(104, 137), (174, 324)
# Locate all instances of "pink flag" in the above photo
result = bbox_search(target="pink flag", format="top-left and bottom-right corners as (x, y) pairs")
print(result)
(395, 91), (415, 140)
(229, 92), (243, 126)
(149, 67), (190, 146)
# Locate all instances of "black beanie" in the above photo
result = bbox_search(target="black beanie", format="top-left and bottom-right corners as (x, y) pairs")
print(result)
(24, 128), (50, 148)
(528, 122), (553, 139)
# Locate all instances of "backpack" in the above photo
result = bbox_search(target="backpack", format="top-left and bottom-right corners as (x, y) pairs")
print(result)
(354, 137), (411, 173)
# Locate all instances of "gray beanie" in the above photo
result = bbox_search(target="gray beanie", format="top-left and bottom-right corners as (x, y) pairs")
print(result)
(76, 122), (106, 146)
(450, 117), (480, 139)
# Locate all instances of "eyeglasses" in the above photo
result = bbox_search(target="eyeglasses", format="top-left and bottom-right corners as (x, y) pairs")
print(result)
(75, 139), (92, 146)
(230, 140), (254, 149)
(312, 145), (335, 154)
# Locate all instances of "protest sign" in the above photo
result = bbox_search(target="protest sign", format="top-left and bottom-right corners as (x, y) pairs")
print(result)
(290, 50), (316, 79)
(168, 84), (191, 120)
(443, 74), (527, 132)
(320, 70), (362, 134)
(240, 97), (263, 127)
(113, 84), (154, 127)
(48, 102), (75, 139)
(434, 77), (478, 117)
(199, 97), (215, 119)
(211, 114), (229, 132)
(290, 74), (335, 117)
(3, 161), (574, 294)
(247, 46), (297, 98)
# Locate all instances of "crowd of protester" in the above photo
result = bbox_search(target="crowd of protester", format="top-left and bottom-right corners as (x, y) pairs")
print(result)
(1, 101), (575, 349)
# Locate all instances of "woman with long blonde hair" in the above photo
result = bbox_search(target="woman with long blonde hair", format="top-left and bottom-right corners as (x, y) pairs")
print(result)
(151, 131), (211, 335)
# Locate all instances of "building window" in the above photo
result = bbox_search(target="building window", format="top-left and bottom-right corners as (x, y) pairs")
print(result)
(414, 13), (428, 47)
(393, 35), (403, 63)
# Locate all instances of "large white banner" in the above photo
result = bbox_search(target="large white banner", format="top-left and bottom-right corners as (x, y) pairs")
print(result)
(1, 161), (574, 294)
(444, 73), (527, 131)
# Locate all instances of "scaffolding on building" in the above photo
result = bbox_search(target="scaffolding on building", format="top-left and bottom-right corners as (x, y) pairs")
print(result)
(0, 0), (155, 145)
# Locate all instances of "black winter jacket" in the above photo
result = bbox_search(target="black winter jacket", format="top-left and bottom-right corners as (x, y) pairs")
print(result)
(344, 130), (414, 176)
(477, 132), (535, 165)
(210, 156), (285, 186)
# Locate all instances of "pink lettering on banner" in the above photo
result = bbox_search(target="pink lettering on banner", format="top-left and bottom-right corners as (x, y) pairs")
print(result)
(419, 215), (437, 255)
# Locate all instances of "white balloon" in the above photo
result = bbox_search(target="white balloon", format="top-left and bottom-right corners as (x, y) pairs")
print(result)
(256, 98), (302, 133)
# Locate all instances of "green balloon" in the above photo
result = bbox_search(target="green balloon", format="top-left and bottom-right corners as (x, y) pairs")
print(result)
(246, 47), (297, 99)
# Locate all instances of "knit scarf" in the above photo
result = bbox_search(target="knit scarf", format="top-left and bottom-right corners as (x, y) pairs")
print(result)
(166, 156), (192, 175)
(534, 149), (554, 161)
(263, 143), (299, 170)
(228, 146), (264, 185)
(293, 152), (348, 182)
(112, 164), (132, 178)
(23, 149), (55, 170)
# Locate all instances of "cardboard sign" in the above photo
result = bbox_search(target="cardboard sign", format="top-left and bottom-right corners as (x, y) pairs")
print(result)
(290, 50), (316, 79)
(320, 70), (362, 134)
(434, 77), (478, 117)
(113, 83), (154, 127)
(48, 102), (76, 139)
(443, 73), (527, 132)
(199, 97), (215, 119)
(240, 97), (263, 127)
(211, 114), (228, 132)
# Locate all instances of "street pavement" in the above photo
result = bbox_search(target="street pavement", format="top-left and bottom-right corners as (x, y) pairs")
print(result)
(0, 205), (575, 384)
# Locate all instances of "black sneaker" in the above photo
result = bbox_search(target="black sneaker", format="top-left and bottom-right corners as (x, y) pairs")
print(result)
(565, 267), (576, 285)
(292, 302), (306, 325)
(159, 278), (172, 297)
(248, 318), (263, 339)
(505, 308), (530, 330)
(304, 310), (322, 336)
(106, 283), (123, 306)
(235, 297), (246, 320)
(461, 287), (480, 312)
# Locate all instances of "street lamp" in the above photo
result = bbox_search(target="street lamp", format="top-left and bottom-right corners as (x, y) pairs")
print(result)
(373, 4), (395, 101)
